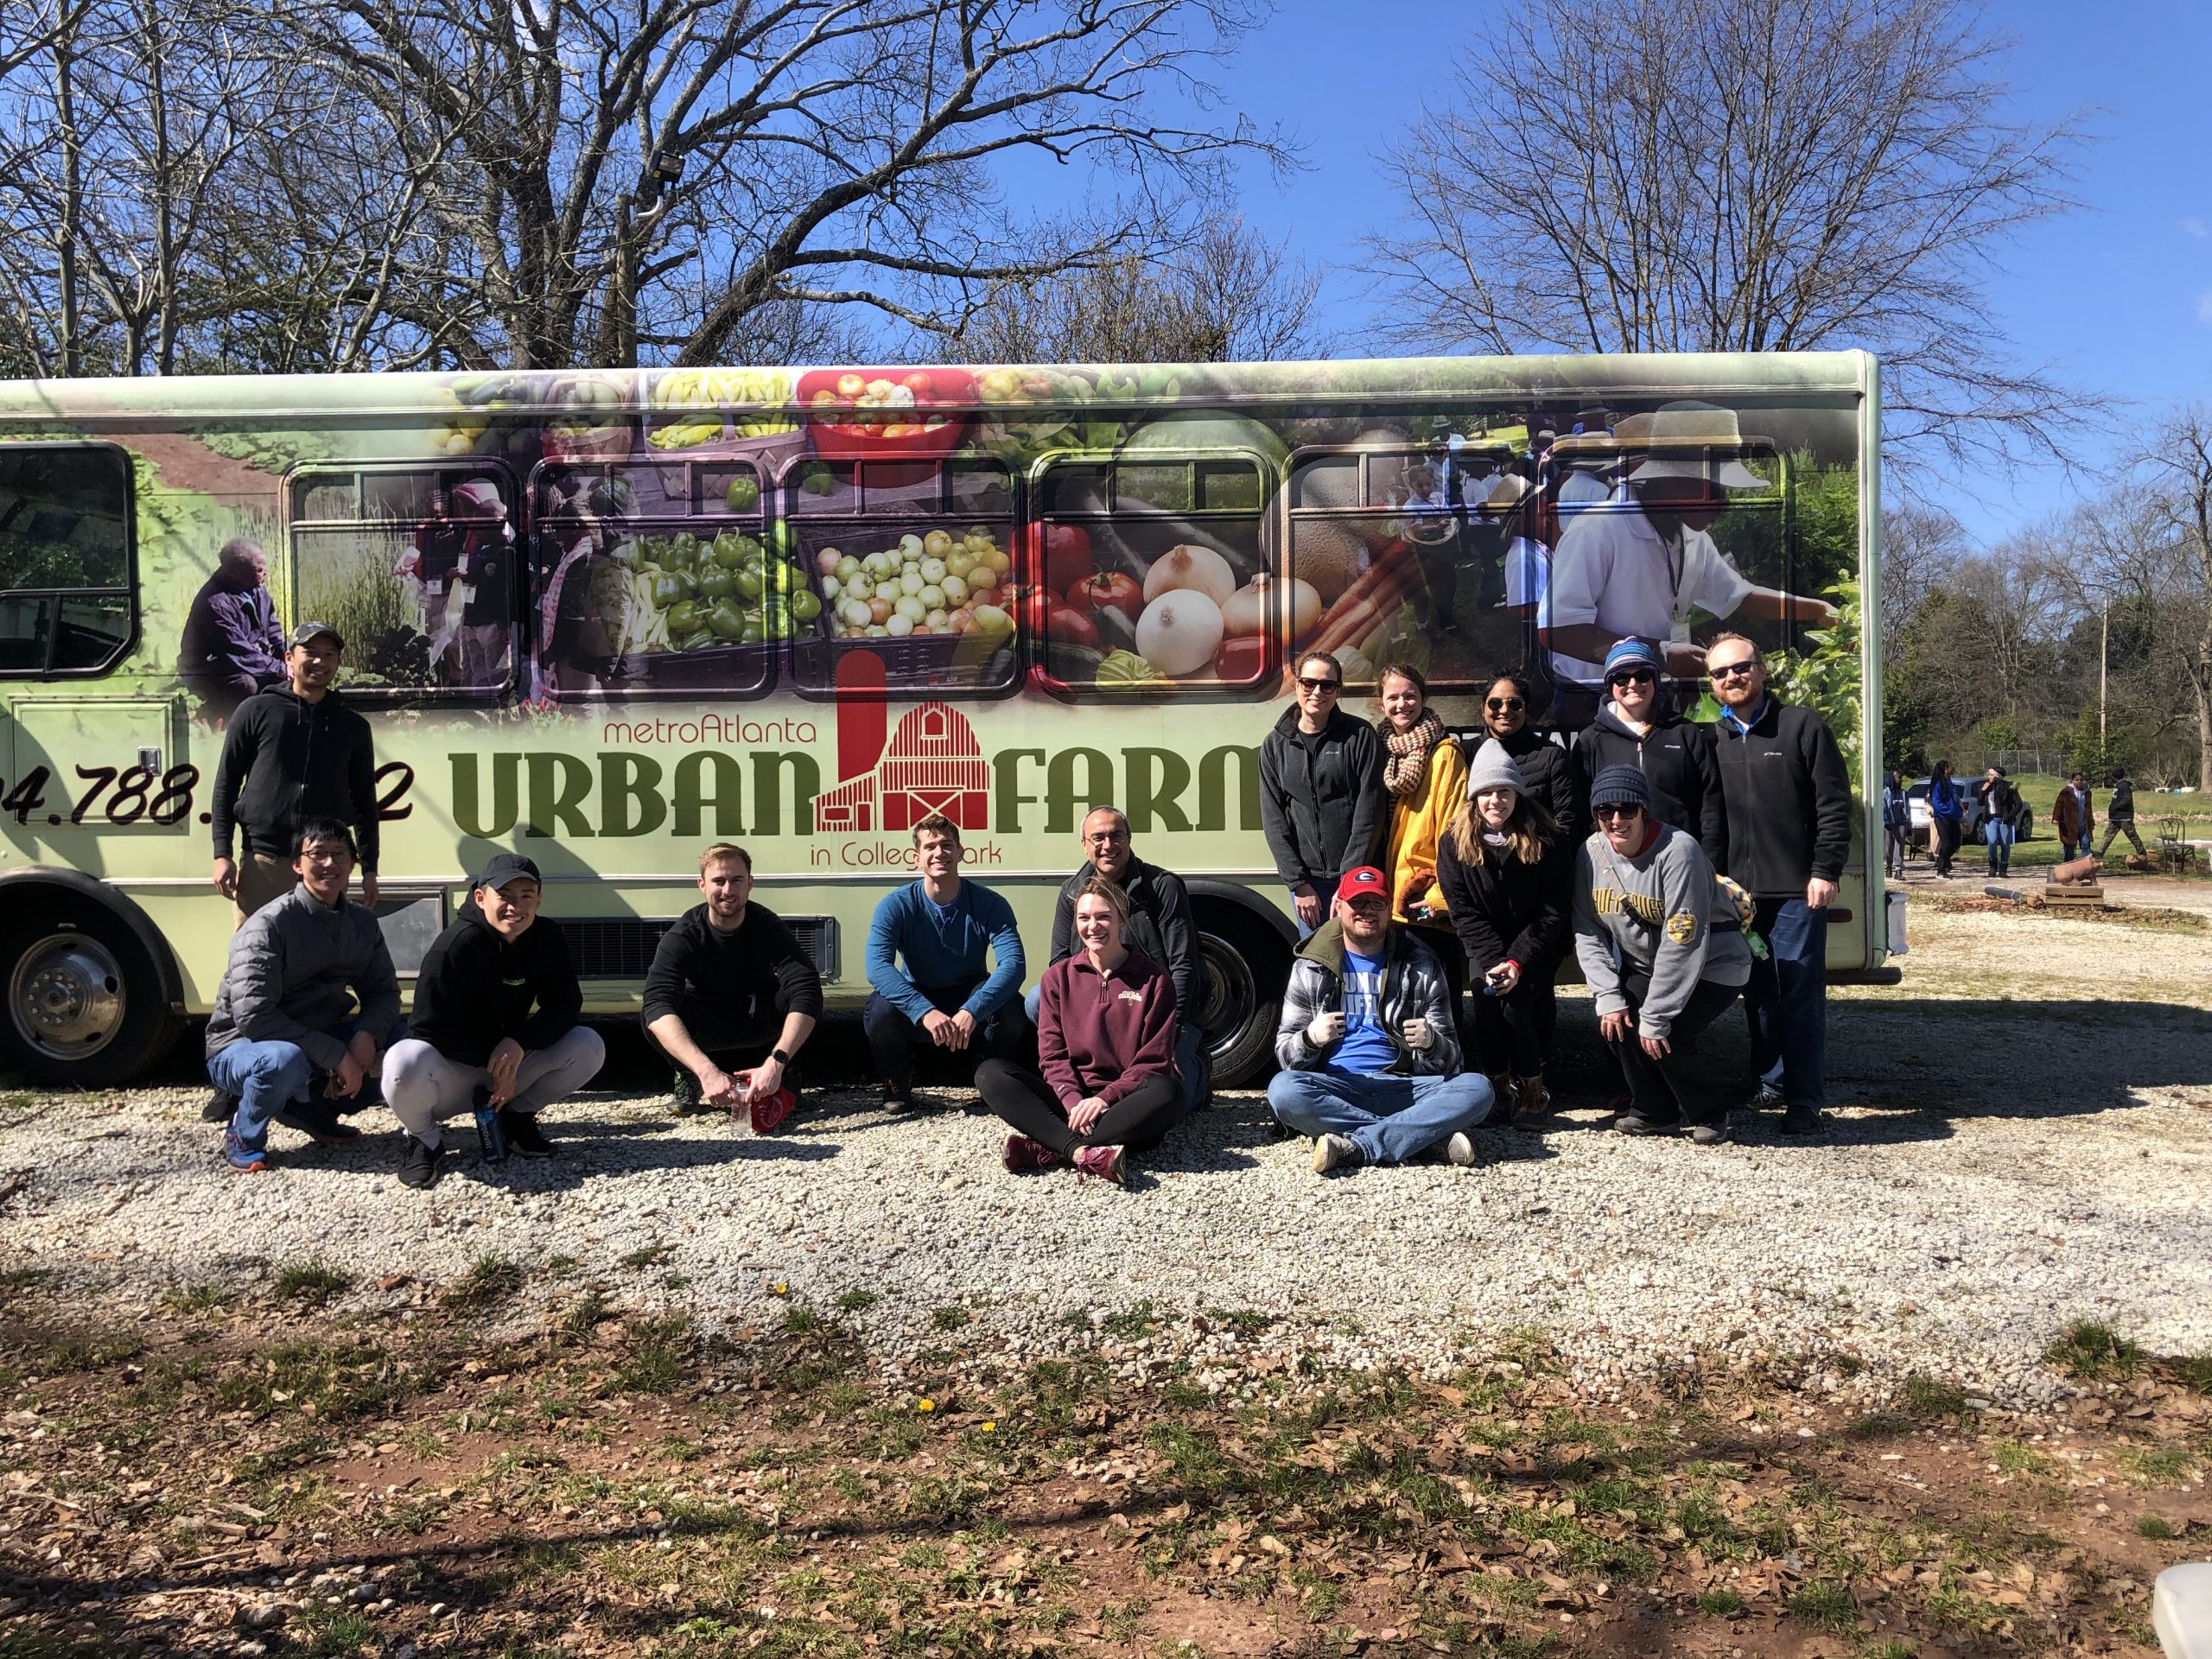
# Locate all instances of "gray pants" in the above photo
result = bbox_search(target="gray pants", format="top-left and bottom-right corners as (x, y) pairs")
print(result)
(382, 1027), (605, 1148)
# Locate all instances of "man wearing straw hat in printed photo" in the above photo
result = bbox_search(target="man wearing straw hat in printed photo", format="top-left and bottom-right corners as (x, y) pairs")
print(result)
(1540, 403), (1837, 727)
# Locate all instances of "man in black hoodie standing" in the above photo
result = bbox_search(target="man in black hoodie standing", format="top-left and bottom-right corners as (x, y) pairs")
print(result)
(1569, 638), (1724, 861)
(1705, 634), (1852, 1135)
(210, 622), (380, 922)
(1260, 650), (1386, 937)
(381, 853), (604, 1187)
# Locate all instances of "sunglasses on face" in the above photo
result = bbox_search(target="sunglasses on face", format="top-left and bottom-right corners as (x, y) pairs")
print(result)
(1297, 676), (1341, 692)
(1708, 659), (1758, 682)
(1486, 696), (1524, 714)
(1593, 804), (1643, 822)
(1607, 669), (1655, 687)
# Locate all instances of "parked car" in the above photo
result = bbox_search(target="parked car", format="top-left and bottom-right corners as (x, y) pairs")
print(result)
(1905, 779), (2033, 848)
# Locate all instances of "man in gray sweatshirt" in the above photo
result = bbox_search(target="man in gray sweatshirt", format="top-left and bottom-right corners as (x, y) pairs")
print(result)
(1573, 765), (1751, 1143)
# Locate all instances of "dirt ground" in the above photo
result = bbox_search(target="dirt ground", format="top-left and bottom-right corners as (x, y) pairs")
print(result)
(2, 875), (2209, 1659)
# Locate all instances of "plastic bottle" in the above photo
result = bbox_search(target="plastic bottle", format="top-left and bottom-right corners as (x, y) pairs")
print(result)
(472, 1083), (506, 1165)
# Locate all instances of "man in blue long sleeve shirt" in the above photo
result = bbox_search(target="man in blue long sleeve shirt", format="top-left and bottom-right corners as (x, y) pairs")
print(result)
(864, 813), (1029, 1107)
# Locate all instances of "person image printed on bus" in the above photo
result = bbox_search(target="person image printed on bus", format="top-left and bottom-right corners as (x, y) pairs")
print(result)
(2054, 769), (2094, 861)
(1485, 474), (1549, 626)
(1541, 404), (1837, 723)
(1373, 663), (1469, 1008)
(2097, 766), (2147, 861)
(204, 817), (399, 1173)
(178, 536), (287, 721)
(1882, 767), (1911, 878)
(1259, 650), (1386, 938)
(1574, 766), (1751, 1143)
(382, 854), (605, 1190)
(448, 480), (513, 688)
(1435, 741), (1573, 1127)
(1265, 866), (1494, 1174)
(863, 813), (1029, 1109)
(1975, 766), (2021, 878)
(406, 479), (507, 681)
(1705, 635), (1851, 1136)
(209, 621), (379, 922)
(1927, 760), (1964, 877)
(981, 877), (1183, 1186)
(643, 842), (823, 1125)
(1568, 638), (1724, 861)
(1474, 672), (1584, 846)
(1031, 806), (1207, 1115)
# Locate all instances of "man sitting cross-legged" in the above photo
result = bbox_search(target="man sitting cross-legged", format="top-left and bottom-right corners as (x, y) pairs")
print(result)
(1266, 866), (1496, 1173)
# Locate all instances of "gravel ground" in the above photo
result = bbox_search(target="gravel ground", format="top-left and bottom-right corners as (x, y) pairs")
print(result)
(3, 890), (2209, 1409)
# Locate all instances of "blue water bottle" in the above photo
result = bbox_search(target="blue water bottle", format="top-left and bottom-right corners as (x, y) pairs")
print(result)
(472, 1083), (507, 1165)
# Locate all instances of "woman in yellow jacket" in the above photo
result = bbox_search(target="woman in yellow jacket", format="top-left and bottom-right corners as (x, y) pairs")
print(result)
(1375, 662), (1468, 1011)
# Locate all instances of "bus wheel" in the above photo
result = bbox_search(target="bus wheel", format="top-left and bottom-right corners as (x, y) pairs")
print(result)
(1193, 909), (1288, 1088)
(0, 910), (179, 1088)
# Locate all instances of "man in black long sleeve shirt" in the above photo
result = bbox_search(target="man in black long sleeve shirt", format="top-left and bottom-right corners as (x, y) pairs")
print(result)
(210, 622), (380, 921)
(643, 842), (823, 1120)
(1259, 652), (1386, 936)
(1704, 634), (1852, 1135)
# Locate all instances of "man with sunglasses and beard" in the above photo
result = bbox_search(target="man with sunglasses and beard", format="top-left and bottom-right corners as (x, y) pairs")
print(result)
(1703, 633), (1851, 1136)
(1261, 650), (1386, 938)
(1569, 638), (1725, 863)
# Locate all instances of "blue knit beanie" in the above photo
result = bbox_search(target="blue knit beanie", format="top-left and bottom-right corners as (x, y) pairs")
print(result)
(1602, 637), (1662, 678)
(1588, 763), (1653, 812)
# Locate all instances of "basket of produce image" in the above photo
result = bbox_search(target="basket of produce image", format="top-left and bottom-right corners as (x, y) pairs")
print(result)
(597, 526), (823, 690)
(643, 367), (802, 458)
(795, 368), (976, 462)
(540, 372), (637, 462)
(788, 518), (1017, 686)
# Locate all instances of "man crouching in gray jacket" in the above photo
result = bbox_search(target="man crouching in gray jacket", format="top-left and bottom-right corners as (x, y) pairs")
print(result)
(206, 816), (400, 1173)
(1573, 765), (1751, 1145)
(1267, 866), (1496, 1174)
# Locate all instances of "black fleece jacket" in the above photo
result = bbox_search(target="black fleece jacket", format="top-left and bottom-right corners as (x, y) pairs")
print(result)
(210, 686), (380, 873)
(1258, 704), (1385, 892)
(1570, 702), (1726, 863)
(1709, 697), (1853, 899)
(409, 906), (583, 1066)
(1434, 823), (1575, 976)
(1489, 725), (1584, 847)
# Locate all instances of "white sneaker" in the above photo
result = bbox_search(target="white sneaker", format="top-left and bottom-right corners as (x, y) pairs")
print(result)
(1311, 1133), (1360, 1173)
(1446, 1131), (1477, 1167)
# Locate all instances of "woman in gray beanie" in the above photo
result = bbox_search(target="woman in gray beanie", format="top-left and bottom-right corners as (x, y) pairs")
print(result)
(1434, 739), (1574, 1125)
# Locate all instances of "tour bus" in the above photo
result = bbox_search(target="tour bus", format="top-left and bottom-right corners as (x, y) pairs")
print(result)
(0, 353), (1891, 1089)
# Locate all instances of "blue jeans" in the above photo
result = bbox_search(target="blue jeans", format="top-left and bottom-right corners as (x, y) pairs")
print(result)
(1266, 1069), (1494, 1165)
(1026, 982), (1209, 1115)
(1287, 887), (1318, 940)
(1745, 899), (1827, 1109)
(1984, 818), (2015, 872)
(209, 1021), (362, 1147)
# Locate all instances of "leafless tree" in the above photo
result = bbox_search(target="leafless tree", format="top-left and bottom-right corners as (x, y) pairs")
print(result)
(2141, 407), (2212, 787)
(1365, 0), (2092, 474)
(1880, 502), (1968, 667)
(956, 213), (1325, 363)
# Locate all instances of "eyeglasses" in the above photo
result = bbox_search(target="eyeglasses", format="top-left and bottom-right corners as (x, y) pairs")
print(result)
(1707, 659), (1758, 682)
(1593, 804), (1643, 821)
(1485, 696), (1524, 714)
(1083, 830), (1128, 847)
(1606, 669), (1655, 687)
(1297, 676), (1341, 692)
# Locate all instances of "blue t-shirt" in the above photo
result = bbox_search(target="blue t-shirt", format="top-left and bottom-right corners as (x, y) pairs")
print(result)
(1326, 947), (1397, 1077)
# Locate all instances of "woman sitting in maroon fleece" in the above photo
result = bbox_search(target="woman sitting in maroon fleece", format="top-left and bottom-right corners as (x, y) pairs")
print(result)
(976, 875), (1182, 1185)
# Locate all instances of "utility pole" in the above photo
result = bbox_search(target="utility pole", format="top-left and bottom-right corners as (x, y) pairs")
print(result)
(2100, 595), (2109, 749)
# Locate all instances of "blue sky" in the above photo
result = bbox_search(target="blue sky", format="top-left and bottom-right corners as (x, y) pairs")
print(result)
(1185, 0), (2212, 546)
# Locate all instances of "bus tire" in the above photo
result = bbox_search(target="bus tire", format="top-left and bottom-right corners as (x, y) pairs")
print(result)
(1192, 905), (1290, 1088)
(0, 906), (181, 1088)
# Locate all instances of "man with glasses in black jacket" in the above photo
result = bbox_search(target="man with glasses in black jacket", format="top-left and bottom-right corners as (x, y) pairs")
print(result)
(1260, 650), (1386, 938)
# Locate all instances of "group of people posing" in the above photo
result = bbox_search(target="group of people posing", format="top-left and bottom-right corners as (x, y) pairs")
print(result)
(199, 613), (1850, 1186)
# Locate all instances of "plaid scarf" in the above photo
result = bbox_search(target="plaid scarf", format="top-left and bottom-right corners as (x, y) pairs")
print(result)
(1381, 710), (1446, 800)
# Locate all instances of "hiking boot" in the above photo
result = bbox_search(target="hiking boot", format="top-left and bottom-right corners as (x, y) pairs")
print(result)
(1778, 1104), (1827, 1137)
(880, 1079), (917, 1112)
(498, 1109), (556, 1159)
(1446, 1131), (1478, 1167)
(275, 1102), (360, 1145)
(670, 1070), (704, 1116)
(396, 1134), (445, 1190)
(1612, 1110), (1681, 1136)
(1311, 1133), (1362, 1173)
(1002, 1134), (1058, 1173)
(1514, 1074), (1549, 1121)
(200, 1089), (237, 1124)
(1688, 1116), (1733, 1147)
(1071, 1144), (1125, 1185)
(1484, 1073), (1514, 1128)
(221, 1131), (268, 1173)
(748, 1085), (797, 1136)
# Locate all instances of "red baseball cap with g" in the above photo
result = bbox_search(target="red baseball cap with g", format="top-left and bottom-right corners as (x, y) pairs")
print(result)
(1336, 866), (1388, 904)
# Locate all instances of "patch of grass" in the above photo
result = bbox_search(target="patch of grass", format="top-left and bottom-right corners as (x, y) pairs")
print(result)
(2137, 1514), (2179, 1540)
(270, 1259), (352, 1305)
(442, 1251), (525, 1313)
(290, 1605), (379, 1657)
(620, 1243), (671, 1271)
(836, 1288), (879, 1313)
(1992, 1440), (2055, 1477)
(1863, 1643), (1918, 1659)
(1694, 1588), (1745, 1616)
(1100, 1300), (1160, 1341)
(2116, 1443), (2197, 1485)
(1785, 1580), (1859, 1632)
(561, 1287), (612, 1336)
(2045, 1319), (2144, 1381)
(931, 1305), (972, 1332)
(1099, 1598), (1150, 1642)
(22, 1329), (144, 1377)
(1206, 1307), (1274, 1338)
(162, 1282), (227, 1315)
(612, 1315), (693, 1395)
(2163, 1353), (2212, 1395)
(1899, 1374), (1968, 1416)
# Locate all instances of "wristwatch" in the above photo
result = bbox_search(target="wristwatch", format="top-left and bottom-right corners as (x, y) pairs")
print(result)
(771, 1048), (791, 1066)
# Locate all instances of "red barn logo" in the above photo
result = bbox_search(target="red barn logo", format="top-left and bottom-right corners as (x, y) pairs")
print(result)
(817, 698), (990, 834)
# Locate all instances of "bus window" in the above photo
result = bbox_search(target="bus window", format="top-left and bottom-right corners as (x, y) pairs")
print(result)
(1287, 443), (1531, 692)
(788, 457), (1019, 700)
(1033, 454), (1273, 699)
(0, 444), (133, 677)
(530, 457), (778, 700)
(288, 466), (514, 699)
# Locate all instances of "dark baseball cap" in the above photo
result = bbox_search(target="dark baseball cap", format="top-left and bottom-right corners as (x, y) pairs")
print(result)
(286, 620), (345, 650)
(1336, 866), (1388, 904)
(473, 852), (543, 893)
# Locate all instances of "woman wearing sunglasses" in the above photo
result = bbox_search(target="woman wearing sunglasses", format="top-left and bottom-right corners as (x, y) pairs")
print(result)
(1435, 741), (1573, 1125)
(1372, 662), (1469, 1005)
(1476, 672), (1584, 844)
(1567, 638), (1725, 861)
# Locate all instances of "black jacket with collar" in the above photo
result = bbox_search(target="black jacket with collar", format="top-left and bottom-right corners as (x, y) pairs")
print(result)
(1258, 703), (1385, 891)
(1047, 853), (1198, 1014)
(408, 905), (583, 1067)
(1570, 701), (1726, 864)
(1709, 696), (1853, 899)
(209, 685), (380, 872)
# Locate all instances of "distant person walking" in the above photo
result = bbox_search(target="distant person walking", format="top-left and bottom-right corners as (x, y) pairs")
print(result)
(2097, 766), (2148, 861)
(1881, 768), (1910, 878)
(2054, 771), (2095, 861)
(1927, 760), (1964, 879)
(1976, 766), (2020, 878)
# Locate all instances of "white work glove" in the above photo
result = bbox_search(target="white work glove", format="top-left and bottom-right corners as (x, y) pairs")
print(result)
(1401, 1019), (1436, 1052)
(1306, 1009), (1345, 1048)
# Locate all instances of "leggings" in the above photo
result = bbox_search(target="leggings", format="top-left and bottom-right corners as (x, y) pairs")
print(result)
(974, 1058), (1181, 1160)
(1467, 973), (1556, 1078)
(1933, 817), (1961, 874)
